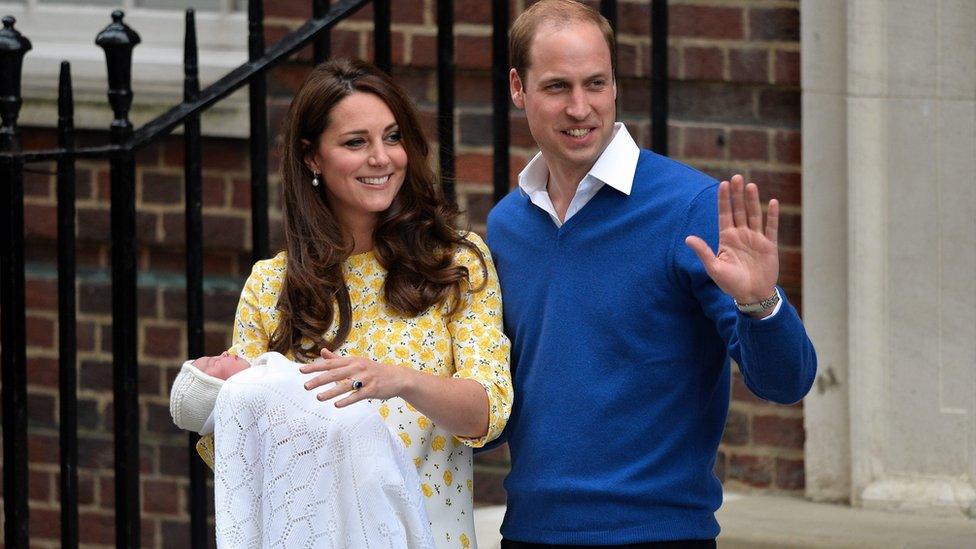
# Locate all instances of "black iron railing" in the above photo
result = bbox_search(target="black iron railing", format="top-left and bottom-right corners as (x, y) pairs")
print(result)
(0, 1), (669, 547)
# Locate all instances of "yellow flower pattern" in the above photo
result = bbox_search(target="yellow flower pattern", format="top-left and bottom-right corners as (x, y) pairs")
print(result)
(217, 232), (511, 549)
(399, 432), (413, 447)
(432, 435), (446, 452)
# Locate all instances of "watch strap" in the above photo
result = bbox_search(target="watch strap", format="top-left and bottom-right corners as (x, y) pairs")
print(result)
(734, 290), (780, 314)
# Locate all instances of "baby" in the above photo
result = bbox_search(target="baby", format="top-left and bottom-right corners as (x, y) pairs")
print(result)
(168, 351), (250, 434)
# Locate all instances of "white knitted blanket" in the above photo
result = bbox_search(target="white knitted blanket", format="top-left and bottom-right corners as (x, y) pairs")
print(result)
(211, 352), (435, 548)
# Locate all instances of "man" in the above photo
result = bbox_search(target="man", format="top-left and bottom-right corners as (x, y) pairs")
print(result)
(484, 1), (817, 547)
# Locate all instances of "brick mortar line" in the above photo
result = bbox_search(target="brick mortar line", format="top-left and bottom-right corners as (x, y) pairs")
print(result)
(680, 157), (802, 169)
(320, 22), (799, 45)
(678, 122), (799, 132)
(473, 463), (511, 474)
(721, 482), (804, 494)
(729, 404), (805, 418)
(445, 149), (803, 177)
(22, 197), (256, 215)
(668, 37), (800, 50)
(23, 262), (248, 290)
(720, 445), (805, 459)
(665, 0), (798, 6)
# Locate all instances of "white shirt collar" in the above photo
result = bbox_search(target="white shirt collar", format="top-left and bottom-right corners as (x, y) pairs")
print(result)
(518, 122), (641, 197)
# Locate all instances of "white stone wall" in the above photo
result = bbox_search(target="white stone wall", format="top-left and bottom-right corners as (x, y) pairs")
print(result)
(803, 0), (976, 517)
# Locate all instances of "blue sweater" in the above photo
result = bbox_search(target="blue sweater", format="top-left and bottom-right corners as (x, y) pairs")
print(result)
(485, 150), (817, 544)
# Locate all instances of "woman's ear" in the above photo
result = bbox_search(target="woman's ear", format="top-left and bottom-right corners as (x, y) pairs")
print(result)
(300, 138), (318, 173)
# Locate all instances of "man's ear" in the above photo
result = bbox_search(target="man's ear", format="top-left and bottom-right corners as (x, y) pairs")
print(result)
(510, 68), (526, 110)
(300, 138), (318, 173)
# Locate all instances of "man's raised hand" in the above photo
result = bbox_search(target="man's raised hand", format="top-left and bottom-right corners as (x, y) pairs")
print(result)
(684, 174), (779, 317)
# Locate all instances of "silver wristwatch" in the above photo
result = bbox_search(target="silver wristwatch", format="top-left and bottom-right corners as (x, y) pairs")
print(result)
(734, 290), (780, 315)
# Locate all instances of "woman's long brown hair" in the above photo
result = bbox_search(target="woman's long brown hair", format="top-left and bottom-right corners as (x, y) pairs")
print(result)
(270, 58), (486, 361)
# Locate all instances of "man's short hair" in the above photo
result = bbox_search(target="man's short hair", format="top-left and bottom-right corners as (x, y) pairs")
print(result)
(509, 0), (616, 80)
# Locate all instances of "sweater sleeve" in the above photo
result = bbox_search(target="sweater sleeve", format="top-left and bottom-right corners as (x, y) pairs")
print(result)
(448, 233), (514, 447)
(673, 184), (817, 404)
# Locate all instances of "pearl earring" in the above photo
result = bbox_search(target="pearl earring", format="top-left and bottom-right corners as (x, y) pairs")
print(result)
(312, 172), (320, 187)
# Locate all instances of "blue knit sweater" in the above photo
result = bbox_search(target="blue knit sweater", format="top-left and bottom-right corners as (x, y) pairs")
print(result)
(485, 150), (817, 544)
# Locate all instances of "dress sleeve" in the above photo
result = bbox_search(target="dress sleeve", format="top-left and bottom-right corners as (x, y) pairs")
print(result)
(448, 233), (513, 448)
(227, 257), (282, 361)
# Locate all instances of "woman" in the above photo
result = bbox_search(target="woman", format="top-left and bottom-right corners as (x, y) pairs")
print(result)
(188, 58), (511, 548)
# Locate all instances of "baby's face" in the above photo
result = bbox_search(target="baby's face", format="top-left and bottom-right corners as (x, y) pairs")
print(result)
(193, 352), (250, 380)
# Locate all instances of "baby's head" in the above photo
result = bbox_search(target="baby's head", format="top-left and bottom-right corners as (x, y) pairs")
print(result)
(193, 351), (250, 380)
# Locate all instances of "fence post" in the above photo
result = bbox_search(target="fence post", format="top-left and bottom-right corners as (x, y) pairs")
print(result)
(650, 0), (668, 155)
(57, 59), (81, 549)
(599, 0), (618, 45)
(183, 9), (211, 548)
(0, 15), (31, 549)
(95, 11), (142, 548)
(491, 0), (509, 204)
(248, 0), (270, 262)
(313, 0), (331, 63)
(373, 0), (391, 74)
(437, 0), (455, 202)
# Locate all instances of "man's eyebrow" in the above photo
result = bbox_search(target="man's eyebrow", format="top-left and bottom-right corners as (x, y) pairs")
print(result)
(536, 73), (610, 86)
(338, 123), (399, 137)
(536, 76), (566, 87)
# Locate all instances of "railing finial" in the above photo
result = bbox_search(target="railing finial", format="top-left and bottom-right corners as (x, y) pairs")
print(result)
(95, 10), (141, 140)
(0, 15), (32, 151)
(184, 8), (199, 96)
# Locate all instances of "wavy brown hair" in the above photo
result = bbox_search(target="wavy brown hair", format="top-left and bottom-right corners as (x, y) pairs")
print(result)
(270, 58), (486, 361)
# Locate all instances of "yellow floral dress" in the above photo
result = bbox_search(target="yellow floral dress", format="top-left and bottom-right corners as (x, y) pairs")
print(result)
(200, 232), (511, 549)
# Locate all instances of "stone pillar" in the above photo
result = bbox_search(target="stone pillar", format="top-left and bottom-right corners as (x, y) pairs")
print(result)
(803, 0), (976, 516)
(800, 0), (851, 503)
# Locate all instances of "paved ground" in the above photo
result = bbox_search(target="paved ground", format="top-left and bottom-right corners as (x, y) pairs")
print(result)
(473, 493), (976, 548)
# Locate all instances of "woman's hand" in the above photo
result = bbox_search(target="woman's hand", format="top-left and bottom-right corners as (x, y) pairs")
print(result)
(304, 349), (490, 439)
(300, 348), (416, 407)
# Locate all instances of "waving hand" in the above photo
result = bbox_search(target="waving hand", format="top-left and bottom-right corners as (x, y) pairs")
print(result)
(684, 174), (779, 318)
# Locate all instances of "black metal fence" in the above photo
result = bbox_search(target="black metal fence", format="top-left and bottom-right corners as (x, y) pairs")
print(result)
(0, 0), (669, 546)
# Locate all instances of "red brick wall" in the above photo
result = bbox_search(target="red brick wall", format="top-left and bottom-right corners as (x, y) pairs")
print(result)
(7, 0), (803, 545)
